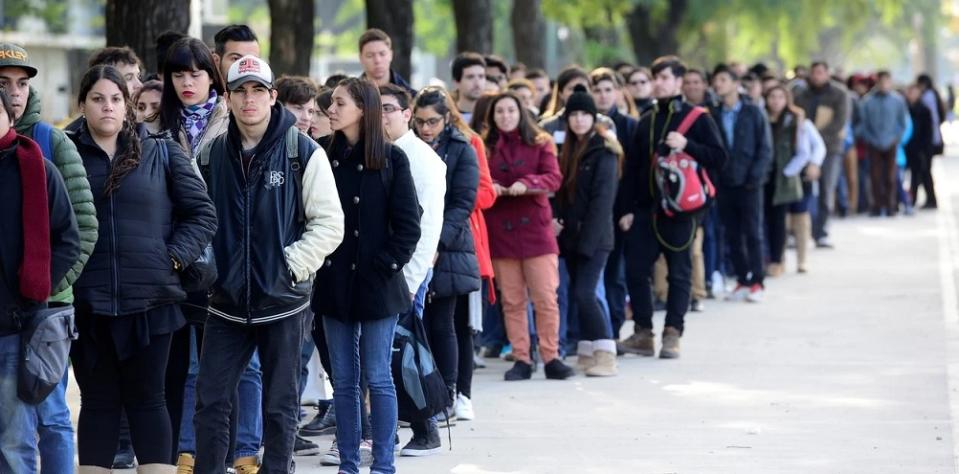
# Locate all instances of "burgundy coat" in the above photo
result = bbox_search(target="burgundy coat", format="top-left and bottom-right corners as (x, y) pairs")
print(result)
(484, 130), (561, 260)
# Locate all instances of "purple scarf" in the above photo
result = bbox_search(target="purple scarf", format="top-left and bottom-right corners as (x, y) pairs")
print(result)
(181, 90), (218, 155)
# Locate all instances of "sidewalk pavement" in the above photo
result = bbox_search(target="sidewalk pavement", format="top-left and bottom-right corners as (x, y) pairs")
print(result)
(72, 159), (959, 474)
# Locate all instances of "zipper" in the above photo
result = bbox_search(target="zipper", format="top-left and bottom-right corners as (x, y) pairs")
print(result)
(241, 151), (253, 323)
(109, 192), (119, 316)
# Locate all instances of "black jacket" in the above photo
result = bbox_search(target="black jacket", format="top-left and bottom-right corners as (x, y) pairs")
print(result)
(313, 135), (421, 322)
(0, 139), (80, 334)
(907, 101), (935, 159)
(618, 96), (727, 218)
(430, 127), (480, 298)
(69, 123), (217, 317)
(708, 95), (773, 189)
(555, 133), (619, 258)
(203, 107), (324, 325)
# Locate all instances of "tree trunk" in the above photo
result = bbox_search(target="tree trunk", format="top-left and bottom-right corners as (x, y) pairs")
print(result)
(105, 0), (190, 74)
(366, 0), (414, 79)
(626, 0), (688, 66)
(268, 0), (315, 76)
(511, 0), (546, 69)
(452, 0), (492, 54)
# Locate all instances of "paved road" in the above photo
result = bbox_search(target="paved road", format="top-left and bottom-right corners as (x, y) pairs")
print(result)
(83, 154), (959, 473)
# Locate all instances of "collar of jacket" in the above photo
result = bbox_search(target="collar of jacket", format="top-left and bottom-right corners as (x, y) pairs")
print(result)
(653, 95), (684, 115)
(69, 118), (145, 155)
(225, 103), (295, 160)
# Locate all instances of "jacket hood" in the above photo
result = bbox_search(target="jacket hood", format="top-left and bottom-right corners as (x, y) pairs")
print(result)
(14, 86), (43, 133)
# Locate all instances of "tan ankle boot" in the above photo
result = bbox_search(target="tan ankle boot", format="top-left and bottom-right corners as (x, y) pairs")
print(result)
(576, 340), (595, 371)
(176, 453), (195, 474)
(660, 327), (681, 359)
(138, 464), (176, 474)
(233, 455), (260, 474)
(585, 340), (618, 376)
(794, 212), (811, 273)
(620, 328), (655, 356)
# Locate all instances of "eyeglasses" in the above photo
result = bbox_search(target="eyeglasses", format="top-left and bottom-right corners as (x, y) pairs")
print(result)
(382, 104), (404, 114)
(413, 117), (445, 128)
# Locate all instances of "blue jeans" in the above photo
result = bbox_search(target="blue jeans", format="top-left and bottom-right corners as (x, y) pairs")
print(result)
(0, 333), (37, 473)
(235, 351), (263, 459)
(604, 229), (628, 339)
(324, 315), (398, 474)
(36, 369), (74, 474)
(178, 327), (200, 454)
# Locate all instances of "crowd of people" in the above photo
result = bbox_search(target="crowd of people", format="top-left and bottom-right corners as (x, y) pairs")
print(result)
(0, 21), (948, 474)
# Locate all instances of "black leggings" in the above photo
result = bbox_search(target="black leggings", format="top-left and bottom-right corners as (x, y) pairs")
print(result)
(72, 320), (174, 467)
(423, 294), (459, 392)
(453, 295), (473, 399)
(567, 250), (612, 341)
(166, 322), (204, 462)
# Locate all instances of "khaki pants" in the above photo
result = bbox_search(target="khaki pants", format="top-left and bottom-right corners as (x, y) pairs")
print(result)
(654, 227), (706, 301)
(492, 254), (561, 364)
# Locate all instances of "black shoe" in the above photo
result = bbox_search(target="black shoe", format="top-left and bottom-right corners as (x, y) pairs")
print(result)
(690, 299), (704, 312)
(544, 359), (575, 380)
(400, 424), (442, 456)
(294, 434), (321, 456)
(481, 344), (504, 358)
(504, 361), (533, 381)
(922, 201), (938, 210)
(299, 404), (336, 436)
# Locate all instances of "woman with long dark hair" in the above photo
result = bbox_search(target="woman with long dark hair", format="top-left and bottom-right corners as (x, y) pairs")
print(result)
(314, 77), (420, 474)
(553, 89), (621, 377)
(405, 86), (484, 453)
(483, 91), (574, 381)
(68, 64), (216, 473)
(764, 84), (825, 274)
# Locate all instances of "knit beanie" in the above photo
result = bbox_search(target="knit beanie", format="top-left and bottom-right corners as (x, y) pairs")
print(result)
(563, 84), (597, 120)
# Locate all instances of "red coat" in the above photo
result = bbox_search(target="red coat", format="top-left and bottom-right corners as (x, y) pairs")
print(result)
(468, 135), (497, 301)
(484, 130), (561, 260)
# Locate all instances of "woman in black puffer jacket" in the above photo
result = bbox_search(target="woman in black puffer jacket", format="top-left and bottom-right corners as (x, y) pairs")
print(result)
(68, 65), (216, 471)
(554, 90), (621, 378)
(409, 87), (481, 448)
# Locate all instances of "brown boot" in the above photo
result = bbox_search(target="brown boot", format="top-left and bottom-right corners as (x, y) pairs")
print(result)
(794, 212), (811, 273)
(660, 327), (681, 359)
(766, 263), (784, 277)
(176, 453), (195, 474)
(619, 328), (655, 356)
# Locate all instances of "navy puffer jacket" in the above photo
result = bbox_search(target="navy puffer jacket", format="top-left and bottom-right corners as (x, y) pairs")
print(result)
(429, 127), (481, 298)
(69, 124), (217, 316)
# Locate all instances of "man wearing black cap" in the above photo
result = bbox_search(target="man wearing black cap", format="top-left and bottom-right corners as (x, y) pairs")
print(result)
(0, 42), (97, 474)
(193, 55), (344, 473)
(616, 56), (727, 359)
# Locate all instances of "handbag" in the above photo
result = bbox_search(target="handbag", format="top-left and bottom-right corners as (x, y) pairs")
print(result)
(155, 136), (219, 293)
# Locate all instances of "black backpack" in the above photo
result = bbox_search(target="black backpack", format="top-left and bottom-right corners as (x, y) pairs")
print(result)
(392, 311), (450, 422)
(18, 305), (77, 404)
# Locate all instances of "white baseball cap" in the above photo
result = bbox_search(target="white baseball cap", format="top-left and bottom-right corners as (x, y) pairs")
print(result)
(227, 55), (274, 90)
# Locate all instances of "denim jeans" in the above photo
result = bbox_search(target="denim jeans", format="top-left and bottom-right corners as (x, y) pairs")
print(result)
(559, 258), (612, 353)
(234, 351), (263, 459)
(604, 229), (628, 339)
(178, 326), (200, 454)
(195, 313), (303, 474)
(36, 369), (74, 474)
(719, 186), (766, 287)
(0, 333), (38, 473)
(814, 153), (844, 240)
(324, 315), (398, 474)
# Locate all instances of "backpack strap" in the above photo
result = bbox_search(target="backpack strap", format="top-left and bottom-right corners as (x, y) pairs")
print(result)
(33, 121), (54, 162)
(675, 106), (706, 137)
(286, 126), (307, 224)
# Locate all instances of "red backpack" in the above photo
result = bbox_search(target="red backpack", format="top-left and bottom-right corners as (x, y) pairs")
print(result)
(653, 106), (716, 217)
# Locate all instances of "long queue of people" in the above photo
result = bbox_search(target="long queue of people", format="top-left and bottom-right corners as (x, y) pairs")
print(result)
(0, 22), (946, 474)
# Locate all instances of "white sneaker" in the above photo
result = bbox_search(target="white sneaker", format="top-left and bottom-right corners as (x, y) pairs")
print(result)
(454, 394), (475, 421)
(746, 285), (765, 303)
(725, 284), (749, 302)
(319, 441), (339, 466)
(711, 271), (726, 297)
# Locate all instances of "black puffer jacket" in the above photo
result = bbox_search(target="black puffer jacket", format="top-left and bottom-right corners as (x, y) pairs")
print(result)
(555, 133), (619, 258)
(430, 127), (480, 298)
(69, 123), (217, 316)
